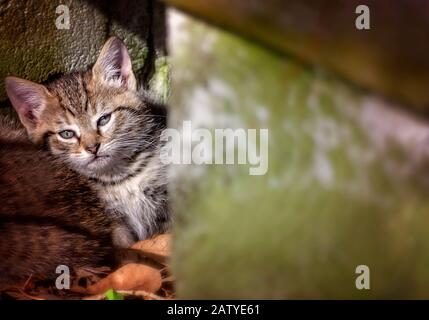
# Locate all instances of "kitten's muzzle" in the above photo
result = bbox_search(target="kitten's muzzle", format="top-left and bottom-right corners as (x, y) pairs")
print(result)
(86, 143), (100, 155)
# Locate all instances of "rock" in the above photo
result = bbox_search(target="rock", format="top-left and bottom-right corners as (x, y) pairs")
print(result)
(0, 0), (168, 103)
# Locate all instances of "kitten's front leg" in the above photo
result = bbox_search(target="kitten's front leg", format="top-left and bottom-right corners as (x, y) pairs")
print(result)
(112, 223), (136, 248)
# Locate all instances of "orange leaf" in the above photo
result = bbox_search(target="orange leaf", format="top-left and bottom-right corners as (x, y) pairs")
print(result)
(84, 263), (162, 295)
(131, 234), (171, 260)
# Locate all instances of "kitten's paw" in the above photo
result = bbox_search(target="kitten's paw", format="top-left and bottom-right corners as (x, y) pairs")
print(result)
(112, 224), (135, 248)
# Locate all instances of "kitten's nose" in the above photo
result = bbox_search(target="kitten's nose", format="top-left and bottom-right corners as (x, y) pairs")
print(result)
(86, 143), (100, 155)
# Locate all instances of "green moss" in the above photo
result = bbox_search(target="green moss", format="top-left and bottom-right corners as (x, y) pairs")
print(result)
(149, 56), (170, 103)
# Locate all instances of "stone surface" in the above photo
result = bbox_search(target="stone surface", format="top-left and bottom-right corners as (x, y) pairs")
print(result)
(168, 10), (429, 299)
(0, 0), (168, 103)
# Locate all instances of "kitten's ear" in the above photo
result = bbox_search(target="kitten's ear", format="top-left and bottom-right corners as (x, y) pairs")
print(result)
(93, 37), (136, 91)
(5, 76), (50, 135)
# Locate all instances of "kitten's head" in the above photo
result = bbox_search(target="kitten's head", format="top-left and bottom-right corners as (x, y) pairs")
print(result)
(5, 37), (161, 182)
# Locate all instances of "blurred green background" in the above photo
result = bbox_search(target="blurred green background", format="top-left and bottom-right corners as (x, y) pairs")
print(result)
(166, 1), (429, 299)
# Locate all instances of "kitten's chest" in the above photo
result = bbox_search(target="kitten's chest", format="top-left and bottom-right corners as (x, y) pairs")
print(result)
(97, 174), (154, 239)
(105, 183), (142, 216)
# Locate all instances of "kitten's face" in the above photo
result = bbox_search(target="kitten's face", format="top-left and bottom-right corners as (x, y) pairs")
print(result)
(5, 37), (159, 182)
(42, 78), (152, 180)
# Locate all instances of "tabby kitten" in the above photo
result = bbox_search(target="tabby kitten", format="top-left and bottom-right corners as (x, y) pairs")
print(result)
(0, 116), (116, 287)
(5, 37), (170, 248)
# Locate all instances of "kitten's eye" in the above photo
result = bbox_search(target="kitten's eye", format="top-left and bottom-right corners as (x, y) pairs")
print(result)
(97, 113), (111, 127)
(58, 130), (75, 139)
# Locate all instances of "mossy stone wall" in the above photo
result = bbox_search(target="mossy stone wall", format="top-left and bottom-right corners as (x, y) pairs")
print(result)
(0, 0), (167, 104)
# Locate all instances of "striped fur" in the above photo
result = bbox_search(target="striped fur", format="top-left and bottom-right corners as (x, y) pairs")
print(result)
(5, 37), (171, 247)
(0, 116), (116, 287)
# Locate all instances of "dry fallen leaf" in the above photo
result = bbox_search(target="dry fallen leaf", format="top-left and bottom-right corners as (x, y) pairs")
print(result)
(83, 263), (162, 295)
(131, 234), (171, 260)
(1, 233), (174, 300)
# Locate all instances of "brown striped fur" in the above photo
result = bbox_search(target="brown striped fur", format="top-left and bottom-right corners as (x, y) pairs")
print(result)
(5, 38), (170, 249)
(0, 116), (116, 288)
